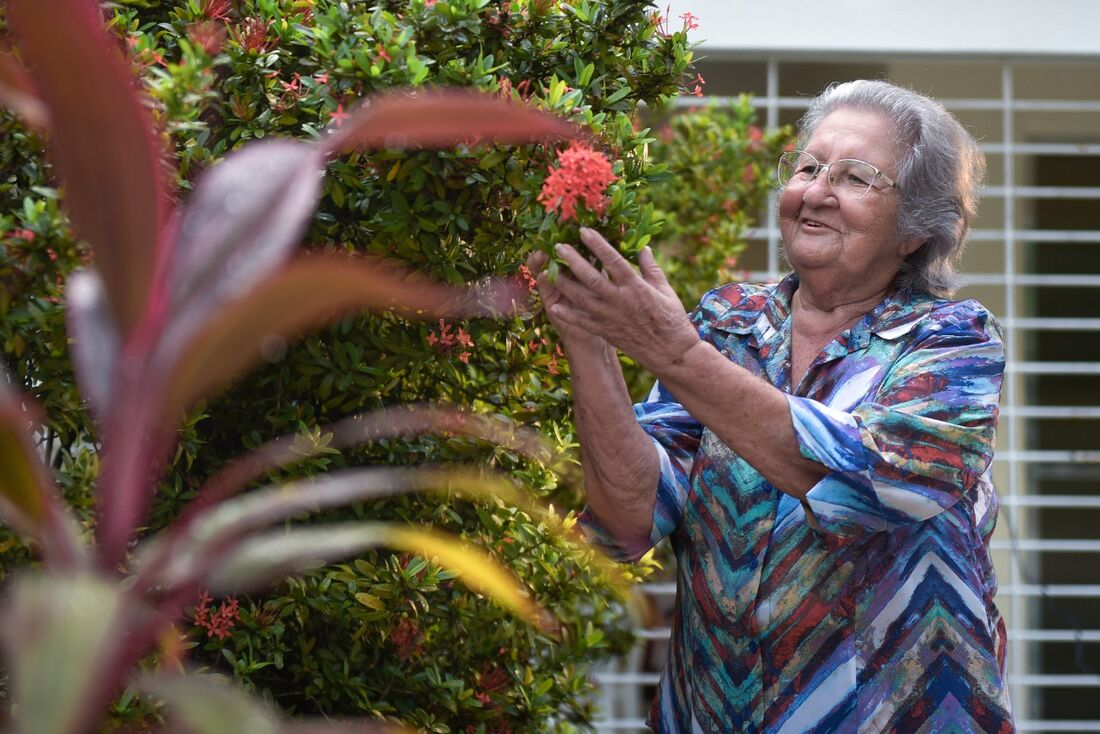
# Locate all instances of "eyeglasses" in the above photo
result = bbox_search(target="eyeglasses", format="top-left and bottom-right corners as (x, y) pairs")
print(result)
(776, 150), (898, 200)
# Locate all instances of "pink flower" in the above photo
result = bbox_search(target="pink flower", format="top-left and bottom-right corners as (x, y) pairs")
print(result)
(687, 72), (705, 98)
(679, 12), (699, 31)
(538, 141), (617, 222)
(329, 102), (351, 127)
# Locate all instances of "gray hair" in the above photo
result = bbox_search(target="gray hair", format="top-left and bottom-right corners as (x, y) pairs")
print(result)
(796, 79), (985, 297)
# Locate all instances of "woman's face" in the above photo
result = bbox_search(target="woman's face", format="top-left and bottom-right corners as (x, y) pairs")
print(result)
(778, 107), (923, 292)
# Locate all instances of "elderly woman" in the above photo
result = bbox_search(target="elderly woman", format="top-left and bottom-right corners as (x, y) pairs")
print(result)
(529, 80), (1014, 732)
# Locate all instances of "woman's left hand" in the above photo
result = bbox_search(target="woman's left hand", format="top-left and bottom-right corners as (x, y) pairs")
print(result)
(542, 227), (700, 372)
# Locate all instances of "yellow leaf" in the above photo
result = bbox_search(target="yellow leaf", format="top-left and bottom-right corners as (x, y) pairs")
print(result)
(382, 526), (556, 633)
(354, 592), (385, 611)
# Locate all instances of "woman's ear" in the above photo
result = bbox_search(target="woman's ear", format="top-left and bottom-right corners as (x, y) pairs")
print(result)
(898, 236), (927, 258)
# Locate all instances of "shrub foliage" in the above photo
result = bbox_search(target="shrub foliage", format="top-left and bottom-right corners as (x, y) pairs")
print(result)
(0, 0), (788, 731)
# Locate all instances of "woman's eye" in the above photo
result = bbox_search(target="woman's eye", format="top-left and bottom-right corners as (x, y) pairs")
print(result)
(846, 173), (870, 186)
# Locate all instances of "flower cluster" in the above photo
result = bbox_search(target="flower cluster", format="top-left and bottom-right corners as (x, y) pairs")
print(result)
(6, 228), (35, 243)
(687, 72), (706, 98)
(526, 337), (565, 375)
(427, 319), (474, 363)
(537, 141), (617, 222)
(200, 0), (233, 22)
(390, 618), (424, 662)
(230, 17), (272, 54)
(653, 8), (700, 37)
(187, 21), (227, 56)
(193, 591), (240, 641)
(515, 264), (538, 292)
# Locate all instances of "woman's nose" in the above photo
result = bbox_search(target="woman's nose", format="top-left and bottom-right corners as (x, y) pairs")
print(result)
(800, 171), (836, 205)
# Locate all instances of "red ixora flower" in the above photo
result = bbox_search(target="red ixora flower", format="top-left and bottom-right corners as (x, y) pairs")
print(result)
(231, 17), (272, 54)
(426, 319), (474, 363)
(516, 264), (538, 292)
(390, 618), (424, 662)
(193, 591), (240, 640)
(187, 20), (227, 56)
(537, 141), (617, 222)
(201, 0), (234, 22)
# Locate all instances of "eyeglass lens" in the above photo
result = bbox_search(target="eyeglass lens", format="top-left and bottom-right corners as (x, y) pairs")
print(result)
(777, 151), (879, 199)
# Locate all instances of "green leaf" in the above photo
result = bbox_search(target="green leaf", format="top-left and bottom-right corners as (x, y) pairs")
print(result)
(478, 149), (510, 170)
(604, 85), (632, 106)
(3, 574), (125, 734)
(354, 592), (386, 611)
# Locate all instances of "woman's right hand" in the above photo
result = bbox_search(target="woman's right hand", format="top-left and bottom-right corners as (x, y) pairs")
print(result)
(525, 249), (610, 353)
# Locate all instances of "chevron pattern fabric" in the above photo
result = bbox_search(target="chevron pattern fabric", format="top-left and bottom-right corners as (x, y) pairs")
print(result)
(580, 275), (1014, 733)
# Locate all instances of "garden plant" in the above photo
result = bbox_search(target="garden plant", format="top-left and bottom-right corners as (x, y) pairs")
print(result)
(0, 0), (789, 731)
(0, 0), (596, 731)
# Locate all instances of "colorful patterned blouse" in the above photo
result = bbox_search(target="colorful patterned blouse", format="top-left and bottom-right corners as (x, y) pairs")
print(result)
(580, 275), (1014, 733)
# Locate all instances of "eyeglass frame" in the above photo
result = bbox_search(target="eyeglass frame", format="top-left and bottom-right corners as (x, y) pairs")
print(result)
(776, 149), (899, 200)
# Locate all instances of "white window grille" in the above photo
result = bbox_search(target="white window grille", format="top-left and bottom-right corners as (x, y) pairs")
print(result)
(591, 58), (1100, 733)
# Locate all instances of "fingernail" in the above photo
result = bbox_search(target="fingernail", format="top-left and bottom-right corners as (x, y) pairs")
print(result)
(554, 242), (566, 254)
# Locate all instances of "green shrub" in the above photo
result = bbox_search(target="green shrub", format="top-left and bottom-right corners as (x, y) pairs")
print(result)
(2, 1), (687, 731)
(0, 1), (788, 731)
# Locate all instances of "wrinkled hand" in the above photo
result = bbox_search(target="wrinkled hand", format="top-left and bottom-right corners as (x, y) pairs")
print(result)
(531, 227), (699, 373)
(526, 248), (608, 354)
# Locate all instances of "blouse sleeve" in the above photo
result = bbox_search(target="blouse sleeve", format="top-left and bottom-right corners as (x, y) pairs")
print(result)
(575, 283), (748, 561)
(786, 301), (1005, 541)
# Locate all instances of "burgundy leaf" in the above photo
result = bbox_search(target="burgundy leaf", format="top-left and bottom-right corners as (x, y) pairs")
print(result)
(0, 48), (48, 128)
(153, 253), (529, 425)
(0, 369), (83, 568)
(322, 87), (576, 156)
(66, 269), (121, 422)
(169, 139), (325, 318)
(8, 0), (170, 336)
(189, 404), (552, 515)
(136, 466), (520, 591)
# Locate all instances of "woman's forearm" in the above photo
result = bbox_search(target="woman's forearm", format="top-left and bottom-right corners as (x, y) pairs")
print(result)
(563, 336), (659, 548)
(654, 340), (827, 498)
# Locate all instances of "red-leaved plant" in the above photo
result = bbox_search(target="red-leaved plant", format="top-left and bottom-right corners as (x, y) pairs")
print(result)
(0, 0), (581, 731)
